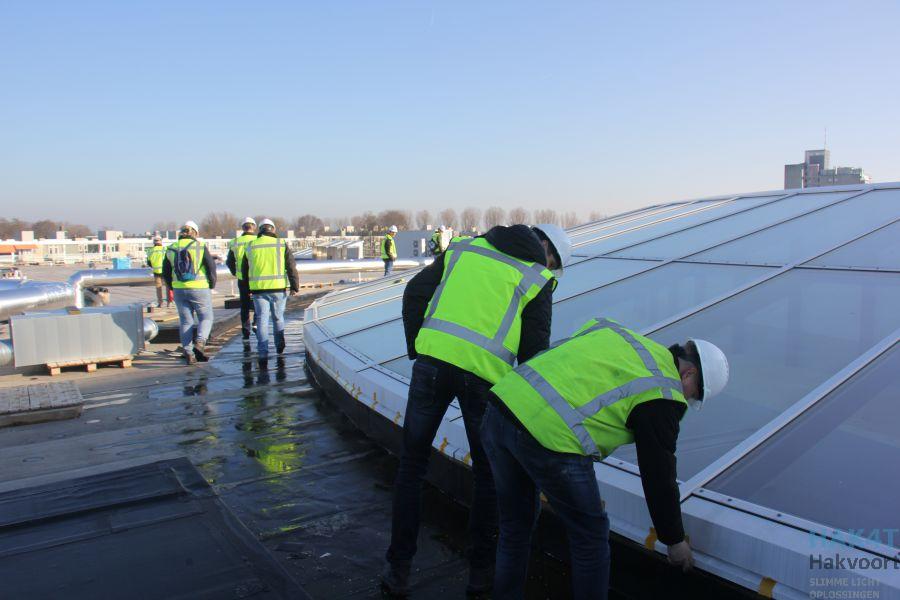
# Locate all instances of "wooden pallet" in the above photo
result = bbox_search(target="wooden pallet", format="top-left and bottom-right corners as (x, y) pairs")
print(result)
(46, 355), (133, 376)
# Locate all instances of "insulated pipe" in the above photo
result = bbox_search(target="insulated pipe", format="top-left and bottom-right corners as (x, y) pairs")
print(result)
(0, 280), (75, 322)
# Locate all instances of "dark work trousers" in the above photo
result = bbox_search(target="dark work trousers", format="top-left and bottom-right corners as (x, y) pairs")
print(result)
(481, 402), (610, 600)
(237, 278), (255, 339)
(386, 355), (497, 571)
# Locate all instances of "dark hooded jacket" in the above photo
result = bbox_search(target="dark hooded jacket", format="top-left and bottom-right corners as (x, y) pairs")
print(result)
(401, 224), (554, 364)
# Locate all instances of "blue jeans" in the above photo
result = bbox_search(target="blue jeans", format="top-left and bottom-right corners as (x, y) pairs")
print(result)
(383, 258), (394, 276)
(386, 356), (497, 571)
(172, 288), (214, 352)
(252, 291), (286, 358)
(481, 402), (610, 600)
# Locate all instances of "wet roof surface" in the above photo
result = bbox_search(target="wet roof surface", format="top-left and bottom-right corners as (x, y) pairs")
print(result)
(0, 311), (501, 598)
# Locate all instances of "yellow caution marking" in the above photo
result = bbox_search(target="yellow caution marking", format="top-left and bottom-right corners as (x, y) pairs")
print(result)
(758, 577), (776, 598)
(438, 437), (449, 453)
(462, 452), (471, 465)
(644, 528), (658, 550)
(393, 411), (402, 424)
(373, 391), (377, 403)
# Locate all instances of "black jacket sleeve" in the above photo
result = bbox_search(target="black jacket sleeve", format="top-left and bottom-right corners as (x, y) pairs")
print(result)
(284, 246), (299, 292)
(241, 255), (249, 282)
(401, 258), (445, 359)
(517, 280), (554, 363)
(226, 249), (236, 276)
(203, 246), (217, 289)
(162, 255), (173, 288)
(627, 400), (687, 545)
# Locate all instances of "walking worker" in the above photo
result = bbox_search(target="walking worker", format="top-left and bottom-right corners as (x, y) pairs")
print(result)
(382, 225), (399, 276)
(482, 317), (730, 599)
(241, 218), (299, 369)
(226, 217), (258, 345)
(381, 223), (572, 596)
(162, 221), (217, 365)
(145, 235), (167, 307)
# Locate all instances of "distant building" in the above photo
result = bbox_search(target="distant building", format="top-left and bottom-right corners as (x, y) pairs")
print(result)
(784, 149), (870, 189)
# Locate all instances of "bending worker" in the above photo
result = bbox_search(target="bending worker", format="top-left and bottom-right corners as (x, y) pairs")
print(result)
(162, 221), (217, 365)
(241, 218), (299, 369)
(382, 225), (398, 276)
(145, 235), (167, 308)
(226, 217), (258, 346)
(381, 223), (572, 596)
(482, 317), (730, 599)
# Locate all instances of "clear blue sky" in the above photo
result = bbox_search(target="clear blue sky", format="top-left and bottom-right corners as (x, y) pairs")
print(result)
(2, 1), (899, 231)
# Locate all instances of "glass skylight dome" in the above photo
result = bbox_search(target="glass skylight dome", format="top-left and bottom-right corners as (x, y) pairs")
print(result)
(303, 182), (900, 599)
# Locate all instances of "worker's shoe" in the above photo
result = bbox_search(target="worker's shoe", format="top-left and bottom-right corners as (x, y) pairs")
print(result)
(258, 357), (268, 371)
(276, 343), (286, 355)
(465, 565), (494, 596)
(183, 350), (197, 365)
(380, 562), (410, 597)
(193, 339), (209, 362)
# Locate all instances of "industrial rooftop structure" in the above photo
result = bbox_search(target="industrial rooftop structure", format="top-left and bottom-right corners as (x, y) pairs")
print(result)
(303, 181), (900, 599)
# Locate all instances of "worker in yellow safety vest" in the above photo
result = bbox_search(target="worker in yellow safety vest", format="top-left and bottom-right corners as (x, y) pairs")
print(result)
(145, 235), (167, 307)
(482, 318), (730, 599)
(241, 218), (299, 370)
(226, 217), (258, 344)
(162, 221), (217, 365)
(381, 225), (398, 276)
(381, 223), (573, 597)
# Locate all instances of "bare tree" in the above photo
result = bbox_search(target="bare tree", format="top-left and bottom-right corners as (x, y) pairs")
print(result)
(439, 208), (457, 229)
(201, 212), (240, 238)
(293, 214), (324, 235)
(65, 223), (92, 238)
(460, 207), (482, 233)
(152, 220), (178, 233)
(0, 218), (31, 240)
(508, 207), (530, 225)
(31, 220), (59, 239)
(415, 209), (433, 230)
(351, 211), (379, 234)
(483, 206), (506, 229)
(533, 209), (560, 226)
(561, 211), (580, 228)
(588, 211), (606, 222)
(377, 209), (411, 231)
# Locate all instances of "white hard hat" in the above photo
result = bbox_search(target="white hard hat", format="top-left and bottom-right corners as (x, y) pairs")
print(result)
(389, 225), (398, 233)
(259, 218), (275, 228)
(242, 217), (257, 226)
(183, 220), (199, 232)
(533, 224), (572, 276)
(440, 225), (447, 231)
(152, 235), (162, 241)
(690, 339), (729, 408)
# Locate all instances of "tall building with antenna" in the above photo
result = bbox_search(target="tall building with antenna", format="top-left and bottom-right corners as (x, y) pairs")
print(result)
(784, 148), (870, 189)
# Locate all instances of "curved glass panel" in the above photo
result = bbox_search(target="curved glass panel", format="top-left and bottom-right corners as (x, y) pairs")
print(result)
(316, 286), (404, 318)
(806, 220), (900, 271)
(690, 189), (900, 266)
(611, 192), (847, 260)
(320, 300), (401, 337)
(337, 319), (406, 363)
(551, 263), (771, 340)
(382, 356), (414, 379)
(616, 269), (900, 480)
(708, 343), (900, 549)
(554, 258), (658, 301)
(575, 195), (783, 257)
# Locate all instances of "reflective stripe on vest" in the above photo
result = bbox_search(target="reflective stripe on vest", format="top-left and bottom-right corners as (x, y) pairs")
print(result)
(146, 246), (165, 274)
(229, 234), (256, 280)
(415, 237), (554, 383)
(247, 238), (287, 290)
(493, 317), (685, 457)
(166, 238), (209, 289)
